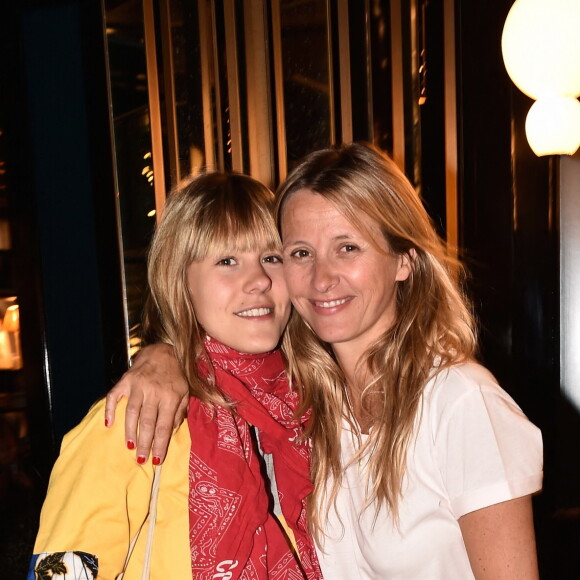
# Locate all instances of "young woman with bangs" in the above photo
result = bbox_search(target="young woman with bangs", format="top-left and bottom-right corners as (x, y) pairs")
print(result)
(29, 172), (322, 580)
(106, 143), (542, 579)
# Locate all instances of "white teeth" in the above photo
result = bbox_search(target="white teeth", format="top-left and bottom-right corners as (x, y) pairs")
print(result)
(236, 307), (272, 317)
(318, 298), (348, 308)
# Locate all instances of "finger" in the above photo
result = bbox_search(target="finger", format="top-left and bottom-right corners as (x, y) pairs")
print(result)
(124, 389), (144, 452)
(151, 392), (187, 464)
(150, 418), (173, 465)
(104, 381), (129, 428)
(174, 395), (189, 430)
(134, 402), (159, 464)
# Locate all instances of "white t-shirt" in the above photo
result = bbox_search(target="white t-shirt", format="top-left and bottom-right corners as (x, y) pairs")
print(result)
(316, 361), (543, 579)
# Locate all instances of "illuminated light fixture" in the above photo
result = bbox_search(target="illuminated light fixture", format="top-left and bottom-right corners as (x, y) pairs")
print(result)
(501, 0), (580, 156)
(2, 303), (22, 369)
(526, 96), (580, 156)
(4, 304), (20, 332)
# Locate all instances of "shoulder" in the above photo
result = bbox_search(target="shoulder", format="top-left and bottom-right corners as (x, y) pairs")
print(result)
(47, 398), (148, 491)
(428, 359), (499, 394)
(424, 360), (516, 418)
(60, 398), (125, 456)
(420, 362), (543, 517)
(421, 359), (542, 454)
(422, 360), (542, 453)
(61, 397), (191, 467)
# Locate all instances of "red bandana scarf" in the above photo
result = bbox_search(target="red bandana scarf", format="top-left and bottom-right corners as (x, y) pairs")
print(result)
(187, 338), (322, 580)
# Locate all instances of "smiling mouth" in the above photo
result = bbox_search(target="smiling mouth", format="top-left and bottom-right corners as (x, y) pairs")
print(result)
(314, 298), (350, 308)
(236, 307), (273, 317)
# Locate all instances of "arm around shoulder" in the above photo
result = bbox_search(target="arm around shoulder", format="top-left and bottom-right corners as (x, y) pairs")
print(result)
(105, 343), (189, 464)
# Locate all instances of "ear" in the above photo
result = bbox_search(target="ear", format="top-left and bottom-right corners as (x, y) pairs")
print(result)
(395, 248), (415, 282)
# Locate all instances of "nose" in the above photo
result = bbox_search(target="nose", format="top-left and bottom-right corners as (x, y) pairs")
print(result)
(243, 262), (272, 293)
(312, 258), (339, 293)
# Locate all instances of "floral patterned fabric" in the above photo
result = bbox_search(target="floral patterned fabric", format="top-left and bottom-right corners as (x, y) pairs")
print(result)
(28, 551), (98, 579)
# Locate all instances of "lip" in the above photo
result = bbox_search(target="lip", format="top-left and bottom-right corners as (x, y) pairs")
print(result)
(309, 296), (353, 313)
(235, 305), (275, 318)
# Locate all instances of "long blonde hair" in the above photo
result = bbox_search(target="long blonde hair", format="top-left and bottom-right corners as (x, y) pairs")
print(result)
(143, 171), (281, 406)
(276, 143), (477, 539)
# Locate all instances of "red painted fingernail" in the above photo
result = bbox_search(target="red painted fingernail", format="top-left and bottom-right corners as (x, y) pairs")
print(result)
(126, 440), (135, 450)
(137, 455), (146, 464)
(105, 418), (109, 427)
(152, 456), (161, 466)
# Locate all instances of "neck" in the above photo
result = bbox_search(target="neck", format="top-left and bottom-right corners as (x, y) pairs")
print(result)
(332, 343), (366, 390)
(333, 344), (376, 433)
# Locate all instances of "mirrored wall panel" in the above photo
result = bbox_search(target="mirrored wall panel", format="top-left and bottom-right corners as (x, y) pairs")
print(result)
(104, 0), (425, 359)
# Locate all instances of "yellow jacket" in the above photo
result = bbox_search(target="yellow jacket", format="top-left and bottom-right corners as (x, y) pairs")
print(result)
(31, 398), (192, 579)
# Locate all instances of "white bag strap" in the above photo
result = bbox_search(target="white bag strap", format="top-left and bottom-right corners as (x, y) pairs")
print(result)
(141, 464), (162, 578)
(116, 465), (162, 580)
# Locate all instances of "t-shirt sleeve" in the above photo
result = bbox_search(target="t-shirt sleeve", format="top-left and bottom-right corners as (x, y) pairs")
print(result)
(431, 368), (543, 519)
(31, 398), (154, 580)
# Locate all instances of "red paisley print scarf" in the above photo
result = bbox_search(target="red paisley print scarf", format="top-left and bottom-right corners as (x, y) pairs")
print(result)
(187, 338), (322, 580)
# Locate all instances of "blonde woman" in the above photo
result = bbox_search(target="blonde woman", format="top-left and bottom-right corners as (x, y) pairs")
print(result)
(30, 172), (322, 580)
(107, 143), (542, 579)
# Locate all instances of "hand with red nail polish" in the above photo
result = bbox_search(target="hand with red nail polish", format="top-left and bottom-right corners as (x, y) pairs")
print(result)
(104, 344), (189, 466)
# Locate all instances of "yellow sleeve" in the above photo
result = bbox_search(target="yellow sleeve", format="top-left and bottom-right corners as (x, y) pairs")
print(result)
(33, 398), (155, 580)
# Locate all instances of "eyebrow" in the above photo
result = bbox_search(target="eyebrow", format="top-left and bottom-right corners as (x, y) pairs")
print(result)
(282, 233), (357, 247)
(289, 233), (355, 242)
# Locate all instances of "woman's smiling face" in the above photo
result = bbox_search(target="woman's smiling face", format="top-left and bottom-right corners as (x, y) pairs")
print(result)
(280, 189), (411, 360)
(187, 246), (291, 354)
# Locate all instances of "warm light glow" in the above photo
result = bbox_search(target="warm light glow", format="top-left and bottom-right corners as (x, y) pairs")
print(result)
(502, 0), (580, 100)
(0, 302), (22, 369)
(3, 304), (20, 333)
(525, 97), (580, 156)
(147, 209), (156, 217)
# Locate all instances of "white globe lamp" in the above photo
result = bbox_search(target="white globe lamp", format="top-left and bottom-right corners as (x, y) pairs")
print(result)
(502, 0), (580, 155)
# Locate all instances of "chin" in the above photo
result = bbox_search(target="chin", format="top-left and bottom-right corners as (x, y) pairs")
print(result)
(247, 341), (279, 354)
(308, 325), (344, 343)
(233, 336), (280, 354)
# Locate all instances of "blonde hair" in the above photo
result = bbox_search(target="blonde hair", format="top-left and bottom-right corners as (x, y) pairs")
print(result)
(143, 171), (280, 406)
(276, 143), (477, 539)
